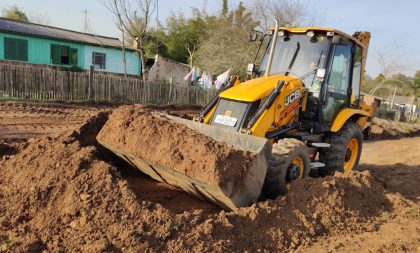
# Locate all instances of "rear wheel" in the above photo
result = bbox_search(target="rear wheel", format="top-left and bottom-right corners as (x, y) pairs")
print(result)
(319, 122), (363, 176)
(262, 138), (310, 198)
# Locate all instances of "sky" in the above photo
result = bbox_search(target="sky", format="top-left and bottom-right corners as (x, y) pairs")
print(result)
(1, 0), (419, 77)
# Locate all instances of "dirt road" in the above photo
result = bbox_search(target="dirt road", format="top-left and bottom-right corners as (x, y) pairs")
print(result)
(361, 137), (420, 165)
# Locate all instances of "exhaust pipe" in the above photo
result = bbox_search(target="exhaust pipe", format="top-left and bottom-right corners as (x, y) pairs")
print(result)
(265, 18), (279, 77)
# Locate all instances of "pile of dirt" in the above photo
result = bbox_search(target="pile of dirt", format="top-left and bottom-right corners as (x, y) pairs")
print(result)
(368, 118), (420, 140)
(97, 105), (256, 189)
(166, 171), (393, 252)
(0, 110), (399, 252)
(0, 113), (174, 252)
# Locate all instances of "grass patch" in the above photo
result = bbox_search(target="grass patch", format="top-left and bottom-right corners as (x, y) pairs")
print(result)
(406, 208), (420, 219)
(0, 236), (13, 252)
(381, 211), (394, 221)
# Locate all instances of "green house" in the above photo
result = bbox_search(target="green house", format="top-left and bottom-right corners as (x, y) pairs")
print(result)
(0, 17), (141, 75)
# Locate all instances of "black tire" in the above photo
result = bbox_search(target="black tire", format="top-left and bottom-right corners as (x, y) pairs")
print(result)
(262, 138), (310, 199)
(319, 122), (363, 176)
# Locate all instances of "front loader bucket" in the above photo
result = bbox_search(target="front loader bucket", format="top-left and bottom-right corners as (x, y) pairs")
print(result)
(97, 107), (271, 210)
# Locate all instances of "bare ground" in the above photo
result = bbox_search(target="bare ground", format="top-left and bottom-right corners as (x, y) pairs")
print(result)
(298, 138), (420, 252)
(0, 101), (419, 252)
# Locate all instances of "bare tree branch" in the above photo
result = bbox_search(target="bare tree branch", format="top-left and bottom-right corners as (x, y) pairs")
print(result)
(369, 43), (415, 96)
(101, 0), (156, 81)
(251, 0), (323, 31)
(375, 42), (410, 78)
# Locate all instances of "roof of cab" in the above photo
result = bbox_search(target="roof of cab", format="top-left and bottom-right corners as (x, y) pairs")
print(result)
(269, 27), (365, 48)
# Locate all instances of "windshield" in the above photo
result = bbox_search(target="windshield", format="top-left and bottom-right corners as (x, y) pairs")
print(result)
(258, 33), (331, 89)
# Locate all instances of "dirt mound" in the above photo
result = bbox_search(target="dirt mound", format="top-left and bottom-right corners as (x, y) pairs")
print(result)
(0, 114), (175, 252)
(97, 106), (256, 189)
(368, 118), (420, 140)
(0, 110), (394, 252)
(1, 107), (414, 252)
(168, 172), (391, 252)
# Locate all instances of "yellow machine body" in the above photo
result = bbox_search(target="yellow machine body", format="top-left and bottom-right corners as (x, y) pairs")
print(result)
(221, 75), (304, 138)
(199, 27), (375, 139)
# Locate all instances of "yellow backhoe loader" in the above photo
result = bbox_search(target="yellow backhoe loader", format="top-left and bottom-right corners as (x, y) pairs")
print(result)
(99, 21), (378, 210)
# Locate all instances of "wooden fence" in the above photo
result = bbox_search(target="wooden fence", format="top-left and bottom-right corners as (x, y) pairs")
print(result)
(0, 64), (217, 106)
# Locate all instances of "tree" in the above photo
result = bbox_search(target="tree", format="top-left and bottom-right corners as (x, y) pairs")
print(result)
(410, 71), (420, 99)
(414, 70), (420, 89)
(252, 0), (320, 31)
(2, 5), (28, 22)
(222, 0), (228, 17)
(165, 10), (208, 65)
(142, 26), (168, 58)
(102, 0), (156, 81)
(195, 2), (259, 78)
(368, 43), (411, 96)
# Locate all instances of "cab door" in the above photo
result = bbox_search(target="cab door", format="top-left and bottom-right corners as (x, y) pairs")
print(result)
(321, 44), (352, 124)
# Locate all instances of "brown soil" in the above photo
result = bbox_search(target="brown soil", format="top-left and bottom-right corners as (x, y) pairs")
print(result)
(298, 138), (420, 252)
(0, 121), (403, 252)
(0, 101), (104, 142)
(146, 104), (201, 120)
(0, 102), (419, 252)
(368, 117), (420, 140)
(362, 137), (420, 166)
(0, 101), (200, 142)
(97, 105), (255, 189)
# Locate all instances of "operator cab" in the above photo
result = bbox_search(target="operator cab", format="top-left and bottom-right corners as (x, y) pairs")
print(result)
(251, 28), (366, 132)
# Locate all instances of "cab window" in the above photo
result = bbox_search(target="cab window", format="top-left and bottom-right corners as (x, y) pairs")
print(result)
(328, 45), (351, 96)
(322, 44), (352, 124)
(351, 46), (362, 107)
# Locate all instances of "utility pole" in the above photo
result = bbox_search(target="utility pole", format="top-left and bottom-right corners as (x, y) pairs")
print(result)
(156, 0), (159, 55)
(390, 85), (397, 109)
(83, 10), (89, 33)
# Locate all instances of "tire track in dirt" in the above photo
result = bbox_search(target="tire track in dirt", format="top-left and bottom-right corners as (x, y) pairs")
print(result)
(0, 101), (103, 142)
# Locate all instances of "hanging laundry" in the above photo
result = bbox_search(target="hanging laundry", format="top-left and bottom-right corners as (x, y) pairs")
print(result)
(214, 69), (231, 89)
(183, 68), (194, 81)
(192, 67), (198, 81)
(199, 72), (214, 89)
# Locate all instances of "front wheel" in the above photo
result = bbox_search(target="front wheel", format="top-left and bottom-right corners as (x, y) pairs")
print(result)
(319, 122), (363, 176)
(262, 138), (310, 199)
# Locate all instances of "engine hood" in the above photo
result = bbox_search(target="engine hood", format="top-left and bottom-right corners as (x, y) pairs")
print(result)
(219, 74), (302, 102)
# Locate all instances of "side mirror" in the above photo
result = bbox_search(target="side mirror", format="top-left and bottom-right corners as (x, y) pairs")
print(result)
(249, 30), (263, 42)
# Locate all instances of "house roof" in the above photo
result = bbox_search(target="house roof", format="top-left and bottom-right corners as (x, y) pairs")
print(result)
(0, 18), (133, 50)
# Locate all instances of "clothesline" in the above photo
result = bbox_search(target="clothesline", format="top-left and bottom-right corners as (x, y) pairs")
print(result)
(184, 67), (231, 90)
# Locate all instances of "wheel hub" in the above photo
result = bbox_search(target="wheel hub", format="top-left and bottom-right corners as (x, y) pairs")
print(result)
(286, 165), (300, 181)
(345, 148), (353, 162)
(343, 137), (359, 173)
